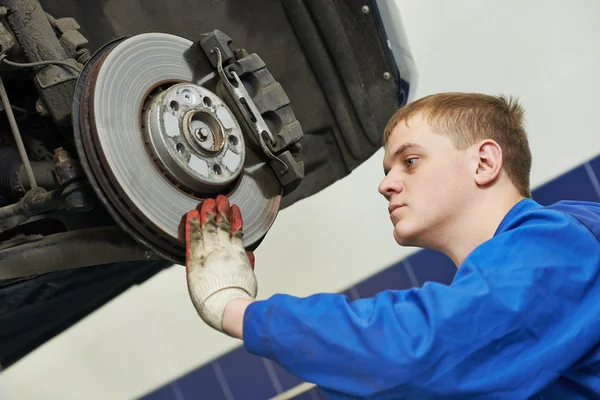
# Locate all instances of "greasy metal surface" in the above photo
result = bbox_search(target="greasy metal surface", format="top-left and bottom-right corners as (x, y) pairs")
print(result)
(61, 181), (94, 212)
(2, 0), (68, 62)
(142, 82), (246, 194)
(52, 147), (82, 186)
(34, 63), (77, 89)
(0, 146), (24, 202)
(0, 9), (15, 55)
(2, 0), (79, 126)
(20, 187), (62, 215)
(53, 16), (91, 63)
(0, 226), (156, 279)
(0, 201), (19, 219)
(0, 187), (63, 221)
(17, 160), (58, 191)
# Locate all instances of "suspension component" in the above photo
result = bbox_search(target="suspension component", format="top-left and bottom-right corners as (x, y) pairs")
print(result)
(0, 147), (58, 204)
(1, 0), (82, 126)
(0, 75), (38, 189)
(0, 187), (64, 221)
(52, 147), (83, 186)
(51, 147), (93, 212)
(0, 146), (23, 205)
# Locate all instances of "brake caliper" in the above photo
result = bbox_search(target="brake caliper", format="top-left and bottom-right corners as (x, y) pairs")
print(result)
(198, 30), (304, 196)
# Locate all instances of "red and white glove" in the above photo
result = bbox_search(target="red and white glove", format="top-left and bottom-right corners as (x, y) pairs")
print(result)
(179, 195), (257, 332)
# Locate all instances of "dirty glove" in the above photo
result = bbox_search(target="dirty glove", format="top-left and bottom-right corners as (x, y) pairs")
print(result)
(180, 195), (257, 332)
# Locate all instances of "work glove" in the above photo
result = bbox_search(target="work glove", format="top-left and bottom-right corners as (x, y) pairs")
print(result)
(179, 195), (257, 332)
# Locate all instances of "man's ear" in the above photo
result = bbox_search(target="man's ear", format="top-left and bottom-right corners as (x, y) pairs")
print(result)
(474, 139), (503, 187)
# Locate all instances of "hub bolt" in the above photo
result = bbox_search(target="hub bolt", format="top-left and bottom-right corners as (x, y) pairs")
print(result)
(195, 127), (210, 142)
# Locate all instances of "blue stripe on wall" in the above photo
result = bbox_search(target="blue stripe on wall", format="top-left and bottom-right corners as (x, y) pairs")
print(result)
(139, 154), (600, 400)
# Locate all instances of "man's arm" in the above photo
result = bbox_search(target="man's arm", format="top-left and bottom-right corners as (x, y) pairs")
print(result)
(183, 198), (600, 398)
(223, 298), (252, 339)
(239, 211), (600, 399)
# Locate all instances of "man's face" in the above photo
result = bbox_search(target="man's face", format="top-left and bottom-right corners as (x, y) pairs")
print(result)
(379, 114), (476, 248)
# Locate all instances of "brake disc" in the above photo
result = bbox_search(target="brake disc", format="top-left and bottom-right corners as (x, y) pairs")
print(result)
(73, 33), (282, 264)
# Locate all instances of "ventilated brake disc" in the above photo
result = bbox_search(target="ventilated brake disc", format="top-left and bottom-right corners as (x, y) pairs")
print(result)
(73, 33), (284, 264)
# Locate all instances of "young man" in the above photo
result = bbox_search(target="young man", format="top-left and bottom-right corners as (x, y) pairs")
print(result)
(181, 92), (600, 399)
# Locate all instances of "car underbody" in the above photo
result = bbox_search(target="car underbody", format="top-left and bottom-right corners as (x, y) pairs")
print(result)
(0, 0), (414, 369)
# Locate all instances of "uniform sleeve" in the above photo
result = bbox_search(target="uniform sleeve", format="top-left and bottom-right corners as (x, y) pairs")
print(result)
(243, 211), (600, 399)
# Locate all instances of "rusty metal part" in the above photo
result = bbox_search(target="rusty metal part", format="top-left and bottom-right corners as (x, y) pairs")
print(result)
(52, 147), (83, 186)
(0, 145), (23, 202)
(0, 153), (90, 226)
(0, 7), (15, 56)
(0, 226), (157, 280)
(2, 0), (81, 126)
(47, 147), (92, 212)
(0, 147), (57, 201)
(20, 187), (63, 215)
(53, 16), (91, 64)
(0, 202), (18, 220)
(0, 187), (63, 221)
(1, 0), (66, 62)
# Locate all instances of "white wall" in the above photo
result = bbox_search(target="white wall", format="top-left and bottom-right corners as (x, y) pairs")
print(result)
(2, 1), (600, 399)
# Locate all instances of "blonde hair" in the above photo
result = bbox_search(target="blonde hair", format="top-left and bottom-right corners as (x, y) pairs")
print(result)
(383, 92), (532, 198)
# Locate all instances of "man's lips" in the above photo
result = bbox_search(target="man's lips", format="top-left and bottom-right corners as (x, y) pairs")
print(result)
(388, 204), (405, 214)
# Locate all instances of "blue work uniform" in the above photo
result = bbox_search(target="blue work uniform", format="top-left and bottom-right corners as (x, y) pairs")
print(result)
(243, 198), (600, 399)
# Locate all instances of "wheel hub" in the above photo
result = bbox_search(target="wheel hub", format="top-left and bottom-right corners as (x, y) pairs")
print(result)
(142, 82), (246, 195)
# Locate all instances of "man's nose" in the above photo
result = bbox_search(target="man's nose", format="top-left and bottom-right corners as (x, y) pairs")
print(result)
(378, 175), (402, 200)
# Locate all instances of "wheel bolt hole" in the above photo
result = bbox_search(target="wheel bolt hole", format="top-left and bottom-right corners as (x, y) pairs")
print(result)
(213, 164), (222, 175)
(203, 97), (212, 107)
(170, 101), (179, 112)
(176, 143), (185, 154)
(229, 135), (238, 146)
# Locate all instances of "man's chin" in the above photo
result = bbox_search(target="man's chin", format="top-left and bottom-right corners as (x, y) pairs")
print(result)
(393, 227), (415, 247)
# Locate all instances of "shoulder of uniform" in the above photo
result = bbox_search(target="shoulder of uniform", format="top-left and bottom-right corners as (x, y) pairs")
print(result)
(462, 200), (600, 272)
(502, 200), (600, 242)
(544, 200), (600, 240)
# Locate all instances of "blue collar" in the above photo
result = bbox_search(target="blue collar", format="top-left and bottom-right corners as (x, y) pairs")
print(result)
(494, 198), (541, 236)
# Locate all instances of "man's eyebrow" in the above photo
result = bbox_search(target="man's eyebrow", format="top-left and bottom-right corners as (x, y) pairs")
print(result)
(392, 143), (425, 158)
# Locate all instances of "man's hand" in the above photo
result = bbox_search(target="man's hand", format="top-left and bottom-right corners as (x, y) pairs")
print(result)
(180, 195), (257, 333)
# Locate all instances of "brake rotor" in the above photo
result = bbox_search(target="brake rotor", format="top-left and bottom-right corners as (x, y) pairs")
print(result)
(73, 33), (282, 264)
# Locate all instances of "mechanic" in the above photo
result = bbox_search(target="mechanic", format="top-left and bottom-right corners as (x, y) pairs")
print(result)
(180, 92), (600, 399)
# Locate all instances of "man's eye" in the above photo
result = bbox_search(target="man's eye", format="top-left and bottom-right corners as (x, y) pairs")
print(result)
(406, 158), (418, 167)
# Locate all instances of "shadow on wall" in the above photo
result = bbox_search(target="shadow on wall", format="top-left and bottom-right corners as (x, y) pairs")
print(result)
(139, 153), (600, 400)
